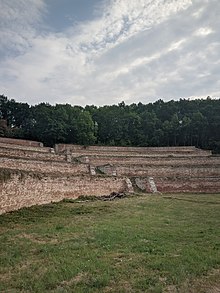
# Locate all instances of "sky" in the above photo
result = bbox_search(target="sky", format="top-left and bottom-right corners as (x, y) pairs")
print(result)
(0, 0), (219, 106)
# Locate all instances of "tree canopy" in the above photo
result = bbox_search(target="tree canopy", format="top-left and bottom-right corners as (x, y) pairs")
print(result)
(1, 95), (220, 153)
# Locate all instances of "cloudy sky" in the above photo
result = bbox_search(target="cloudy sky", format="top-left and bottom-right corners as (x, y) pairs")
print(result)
(0, 0), (219, 106)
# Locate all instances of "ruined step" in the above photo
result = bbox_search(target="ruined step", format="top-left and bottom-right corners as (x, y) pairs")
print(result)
(89, 165), (96, 175)
(147, 177), (158, 193)
(96, 164), (117, 176)
(125, 178), (134, 193)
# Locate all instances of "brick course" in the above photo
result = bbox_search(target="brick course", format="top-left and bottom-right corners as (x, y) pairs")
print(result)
(0, 139), (219, 214)
(0, 171), (127, 214)
(116, 165), (220, 177)
(84, 156), (219, 166)
(0, 157), (88, 175)
(0, 142), (50, 152)
(56, 144), (208, 153)
(0, 146), (65, 161)
(0, 137), (43, 147)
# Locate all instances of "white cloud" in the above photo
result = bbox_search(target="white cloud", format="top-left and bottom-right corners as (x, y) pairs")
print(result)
(192, 6), (205, 18)
(0, 0), (219, 106)
(70, 0), (192, 56)
(0, 0), (46, 56)
(194, 27), (214, 37)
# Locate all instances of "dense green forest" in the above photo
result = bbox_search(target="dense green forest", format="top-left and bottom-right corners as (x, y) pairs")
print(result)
(0, 95), (220, 153)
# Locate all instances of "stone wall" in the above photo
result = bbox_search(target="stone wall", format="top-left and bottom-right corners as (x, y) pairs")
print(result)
(0, 139), (219, 214)
(0, 170), (127, 214)
(0, 137), (43, 147)
(56, 144), (211, 155)
(0, 157), (88, 175)
(82, 156), (219, 166)
(155, 177), (220, 193)
(0, 142), (50, 152)
(131, 177), (220, 193)
(0, 146), (65, 162)
(116, 164), (220, 177)
(69, 150), (211, 158)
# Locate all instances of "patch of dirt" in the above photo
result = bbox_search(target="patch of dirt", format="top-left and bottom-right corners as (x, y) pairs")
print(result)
(164, 269), (220, 293)
(57, 272), (88, 290)
(104, 280), (133, 293)
(63, 273), (86, 285)
(0, 271), (12, 282)
(0, 259), (40, 283)
(18, 233), (59, 244)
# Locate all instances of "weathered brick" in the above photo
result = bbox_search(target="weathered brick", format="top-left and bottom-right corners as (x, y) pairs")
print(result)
(0, 141), (220, 214)
(0, 173), (127, 214)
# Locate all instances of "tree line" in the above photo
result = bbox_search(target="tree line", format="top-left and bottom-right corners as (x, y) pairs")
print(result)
(0, 95), (220, 153)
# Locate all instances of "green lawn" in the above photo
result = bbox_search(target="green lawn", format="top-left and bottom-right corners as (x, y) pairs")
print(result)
(0, 194), (220, 293)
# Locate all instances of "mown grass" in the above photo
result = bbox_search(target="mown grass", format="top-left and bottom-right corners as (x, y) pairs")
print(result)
(0, 194), (220, 292)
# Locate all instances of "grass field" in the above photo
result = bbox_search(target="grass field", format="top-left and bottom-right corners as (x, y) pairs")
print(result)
(0, 194), (220, 293)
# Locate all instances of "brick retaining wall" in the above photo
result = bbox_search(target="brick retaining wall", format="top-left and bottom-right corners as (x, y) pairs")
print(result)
(87, 156), (219, 166)
(56, 144), (211, 155)
(0, 171), (127, 214)
(155, 177), (220, 193)
(116, 165), (220, 177)
(0, 142), (51, 153)
(0, 137), (43, 147)
(0, 141), (219, 214)
(0, 146), (65, 162)
(0, 157), (88, 175)
(69, 150), (211, 158)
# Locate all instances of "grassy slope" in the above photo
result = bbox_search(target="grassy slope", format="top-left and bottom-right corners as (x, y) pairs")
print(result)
(0, 194), (220, 293)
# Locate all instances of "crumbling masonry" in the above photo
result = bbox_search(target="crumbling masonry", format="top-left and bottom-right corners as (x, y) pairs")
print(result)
(0, 137), (220, 214)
